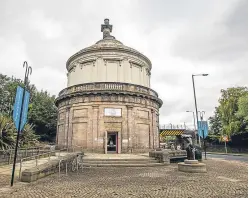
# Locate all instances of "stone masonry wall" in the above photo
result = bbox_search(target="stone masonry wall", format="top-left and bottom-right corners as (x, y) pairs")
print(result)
(56, 96), (159, 153)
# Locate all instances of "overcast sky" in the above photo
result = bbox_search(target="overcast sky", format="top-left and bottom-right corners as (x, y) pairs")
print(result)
(0, 0), (247, 128)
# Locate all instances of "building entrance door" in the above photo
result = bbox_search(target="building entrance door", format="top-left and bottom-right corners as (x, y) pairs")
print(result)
(107, 132), (118, 153)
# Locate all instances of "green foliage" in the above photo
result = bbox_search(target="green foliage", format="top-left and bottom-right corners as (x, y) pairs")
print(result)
(29, 91), (57, 142)
(209, 107), (222, 137)
(19, 124), (39, 148)
(0, 74), (13, 116)
(0, 115), (38, 150)
(0, 115), (15, 150)
(0, 73), (57, 145)
(236, 92), (248, 130)
(209, 87), (248, 139)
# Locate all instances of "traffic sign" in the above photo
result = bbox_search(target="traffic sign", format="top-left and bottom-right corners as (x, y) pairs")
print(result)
(197, 121), (208, 138)
(13, 86), (24, 130)
(221, 135), (229, 142)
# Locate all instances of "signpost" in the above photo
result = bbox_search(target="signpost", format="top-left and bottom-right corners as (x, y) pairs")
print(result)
(10, 61), (32, 187)
(222, 135), (229, 154)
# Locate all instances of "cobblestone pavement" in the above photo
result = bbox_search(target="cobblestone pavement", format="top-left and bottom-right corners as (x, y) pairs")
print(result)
(0, 159), (247, 198)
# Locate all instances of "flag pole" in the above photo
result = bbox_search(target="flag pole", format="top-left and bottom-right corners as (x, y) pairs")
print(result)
(10, 61), (32, 186)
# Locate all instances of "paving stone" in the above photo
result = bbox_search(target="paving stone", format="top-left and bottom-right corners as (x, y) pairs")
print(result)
(0, 159), (247, 198)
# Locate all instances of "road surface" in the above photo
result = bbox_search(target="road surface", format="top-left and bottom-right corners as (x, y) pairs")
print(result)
(205, 153), (248, 162)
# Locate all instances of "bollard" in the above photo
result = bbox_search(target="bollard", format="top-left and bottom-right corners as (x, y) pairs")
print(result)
(8, 152), (11, 165)
(58, 160), (61, 177)
(19, 159), (22, 180)
(25, 149), (27, 157)
(76, 156), (79, 174)
(9, 150), (12, 164)
(80, 155), (84, 172)
(36, 156), (38, 166)
(66, 162), (68, 176)
(49, 152), (51, 160)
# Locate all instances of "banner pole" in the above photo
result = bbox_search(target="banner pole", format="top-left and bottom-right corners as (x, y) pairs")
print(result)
(10, 88), (26, 186)
(10, 61), (32, 186)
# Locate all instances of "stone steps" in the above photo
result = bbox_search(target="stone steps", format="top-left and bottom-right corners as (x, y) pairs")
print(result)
(82, 163), (165, 167)
(82, 158), (163, 167)
(83, 159), (157, 162)
(83, 160), (158, 164)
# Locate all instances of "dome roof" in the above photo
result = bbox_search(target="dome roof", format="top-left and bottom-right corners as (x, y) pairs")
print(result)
(66, 19), (151, 69)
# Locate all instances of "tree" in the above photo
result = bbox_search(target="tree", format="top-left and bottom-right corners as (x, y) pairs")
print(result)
(0, 74), (36, 116)
(28, 91), (57, 142)
(0, 115), (38, 150)
(220, 87), (247, 136)
(19, 124), (39, 148)
(0, 72), (57, 144)
(208, 107), (222, 140)
(236, 92), (248, 131)
(0, 115), (15, 150)
(0, 74), (12, 115)
(210, 87), (248, 138)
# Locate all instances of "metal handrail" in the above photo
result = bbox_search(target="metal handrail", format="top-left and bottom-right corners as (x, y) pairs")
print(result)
(0, 147), (50, 153)
(18, 148), (68, 180)
(0, 147), (53, 165)
(58, 153), (84, 177)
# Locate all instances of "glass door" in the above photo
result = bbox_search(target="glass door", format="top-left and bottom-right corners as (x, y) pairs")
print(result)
(107, 132), (117, 153)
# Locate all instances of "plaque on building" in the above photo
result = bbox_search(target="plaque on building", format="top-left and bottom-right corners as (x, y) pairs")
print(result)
(104, 108), (121, 116)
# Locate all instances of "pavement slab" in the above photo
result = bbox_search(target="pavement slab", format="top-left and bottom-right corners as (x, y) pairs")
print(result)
(0, 158), (247, 198)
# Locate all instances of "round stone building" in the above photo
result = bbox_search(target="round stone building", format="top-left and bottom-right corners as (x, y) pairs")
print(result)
(55, 19), (163, 153)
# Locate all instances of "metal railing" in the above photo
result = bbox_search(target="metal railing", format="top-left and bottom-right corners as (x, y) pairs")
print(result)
(58, 153), (84, 177)
(18, 148), (68, 180)
(0, 147), (51, 165)
(159, 124), (195, 130)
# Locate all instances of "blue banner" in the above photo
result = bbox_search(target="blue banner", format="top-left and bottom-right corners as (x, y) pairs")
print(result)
(13, 86), (24, 130)
(12, 86), (30, 132)
(197, 121), (208, 138)
(20, 91), (30, 131)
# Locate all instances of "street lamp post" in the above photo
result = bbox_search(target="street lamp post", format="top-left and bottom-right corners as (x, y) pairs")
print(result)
(192, 74), (208, 146)
(186, 111), (196, 131)
(186, 110), (197, 144)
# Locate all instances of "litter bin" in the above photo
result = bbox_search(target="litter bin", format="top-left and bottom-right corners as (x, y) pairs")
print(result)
(194, 146), (202, 161)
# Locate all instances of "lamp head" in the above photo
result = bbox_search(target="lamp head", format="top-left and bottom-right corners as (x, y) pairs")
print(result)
(192, 73), (209, 76)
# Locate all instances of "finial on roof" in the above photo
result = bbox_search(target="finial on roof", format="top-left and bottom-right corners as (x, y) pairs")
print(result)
(101, 19), (115, 39)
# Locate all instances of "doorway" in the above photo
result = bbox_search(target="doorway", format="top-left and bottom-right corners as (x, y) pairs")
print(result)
(107, 132), (118, 153)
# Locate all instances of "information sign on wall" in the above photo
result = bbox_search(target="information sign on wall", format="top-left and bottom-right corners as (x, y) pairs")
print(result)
(104, 108), (121, 117)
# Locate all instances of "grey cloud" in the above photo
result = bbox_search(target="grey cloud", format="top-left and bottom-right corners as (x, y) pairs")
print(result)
(0, 0), (247, 125)
(170, 0), (247, 63)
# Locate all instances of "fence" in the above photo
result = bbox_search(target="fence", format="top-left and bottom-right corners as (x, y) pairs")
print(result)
(0, 147), (52, 165)
(206, 143), (248, 153)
